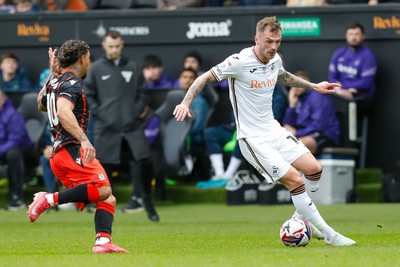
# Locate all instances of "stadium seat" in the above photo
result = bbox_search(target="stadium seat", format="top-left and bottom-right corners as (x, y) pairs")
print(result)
(17, 92), (48, 152)
(155, 90), (193, 178)
(201, 85), (219, 129)
(0, 92), (47, 179)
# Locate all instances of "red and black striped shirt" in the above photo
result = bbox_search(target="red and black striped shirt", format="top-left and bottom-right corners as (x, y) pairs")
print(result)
(45, 71), (90, 154)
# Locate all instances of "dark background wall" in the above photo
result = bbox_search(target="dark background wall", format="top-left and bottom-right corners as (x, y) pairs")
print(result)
(0, 5), (399, 171)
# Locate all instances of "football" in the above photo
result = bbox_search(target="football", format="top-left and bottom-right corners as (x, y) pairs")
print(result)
(280, 218), (312, 247)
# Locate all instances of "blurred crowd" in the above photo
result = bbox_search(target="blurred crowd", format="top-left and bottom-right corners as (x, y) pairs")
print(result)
(0, 0), (399, 14)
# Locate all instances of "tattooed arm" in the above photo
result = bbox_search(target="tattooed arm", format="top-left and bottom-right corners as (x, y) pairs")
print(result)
(278, 71), (314, 88)
(174, 71), (216, 121)
(278, 71), (339, 95)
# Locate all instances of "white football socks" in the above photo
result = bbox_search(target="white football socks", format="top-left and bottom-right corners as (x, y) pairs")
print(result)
(209, 154), (224, 177)
(223, 156), (242, 179)
(291, 191), (336, 240)
(95, 237), (111, 245)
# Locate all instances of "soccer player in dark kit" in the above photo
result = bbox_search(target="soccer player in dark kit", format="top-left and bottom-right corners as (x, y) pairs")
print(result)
(28, 40), (128, 254)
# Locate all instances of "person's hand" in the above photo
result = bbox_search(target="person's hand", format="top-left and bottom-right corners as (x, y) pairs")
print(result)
(173, 103), (192, 121)
(139, 105), (149, 119)
(81, 139), (96, 163)
(43, 146), (53, 159)
(284, 124), (296, 136)
(313, 81), (340, 94)
(288, 89), (299, 108)
(335, 87), (357, 100)
(48, 47), (60, 74)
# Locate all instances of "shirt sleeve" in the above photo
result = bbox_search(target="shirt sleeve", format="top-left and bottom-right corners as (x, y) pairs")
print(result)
(210, 53), (243, 82)
(58, 79), (82, 105)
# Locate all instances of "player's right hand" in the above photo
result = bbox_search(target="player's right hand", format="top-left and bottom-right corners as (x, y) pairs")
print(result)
(81, 140), (96, 163)
(173, 103), (192, 121)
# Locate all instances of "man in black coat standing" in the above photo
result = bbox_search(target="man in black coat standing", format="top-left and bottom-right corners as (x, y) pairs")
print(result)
(85, 30), (159, 222)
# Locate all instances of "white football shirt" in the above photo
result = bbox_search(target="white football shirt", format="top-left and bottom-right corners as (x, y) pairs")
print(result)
(210, 47), (285, 138)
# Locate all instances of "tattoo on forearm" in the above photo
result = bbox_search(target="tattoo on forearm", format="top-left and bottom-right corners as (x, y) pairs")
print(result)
(278, 71), (313, 89)
(182, 79), (204, 104)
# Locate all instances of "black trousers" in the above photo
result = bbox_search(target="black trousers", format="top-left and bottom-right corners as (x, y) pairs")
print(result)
(0, 148), (25, 200)
(103, 139), (154, 199)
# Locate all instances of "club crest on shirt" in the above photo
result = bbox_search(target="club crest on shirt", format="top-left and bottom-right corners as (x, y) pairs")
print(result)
(121, 71), (133, 83)
(98, 173), (106, 181)
(271, 63), (275, 71)
(272, 166), (279, 175)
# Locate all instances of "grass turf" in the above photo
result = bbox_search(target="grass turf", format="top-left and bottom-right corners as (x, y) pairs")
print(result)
(1, 203), (399, 267)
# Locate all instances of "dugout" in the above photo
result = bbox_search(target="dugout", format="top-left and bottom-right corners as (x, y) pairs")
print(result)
(0, 4), (399, 172)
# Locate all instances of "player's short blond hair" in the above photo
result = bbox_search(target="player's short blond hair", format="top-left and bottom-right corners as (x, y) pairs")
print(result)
(256, 16), (281, 34)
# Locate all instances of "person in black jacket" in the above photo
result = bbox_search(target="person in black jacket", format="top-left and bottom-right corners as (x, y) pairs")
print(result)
(84, 30), (159, 222)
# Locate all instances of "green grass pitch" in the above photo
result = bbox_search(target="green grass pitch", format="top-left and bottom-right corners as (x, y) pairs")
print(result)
(1, 203), (399, 267)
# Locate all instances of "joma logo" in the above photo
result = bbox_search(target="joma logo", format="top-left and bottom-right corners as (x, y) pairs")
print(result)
(186, 19), (232, 40)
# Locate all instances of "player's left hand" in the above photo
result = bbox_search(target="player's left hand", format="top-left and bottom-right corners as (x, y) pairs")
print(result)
(48, 47), (60, 74)
(173, 103), (192, 121)
(313, 81), (340, 94)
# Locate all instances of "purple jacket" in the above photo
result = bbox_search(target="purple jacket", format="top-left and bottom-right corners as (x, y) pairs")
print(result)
(328, 45), (377, 100)
(283, 90), (340, 145)
(0, 99), (33, 156)
(146, 74), (176, 90)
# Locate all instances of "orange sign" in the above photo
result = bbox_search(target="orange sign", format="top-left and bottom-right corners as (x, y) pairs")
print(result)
(17, 23), (50, 42)
(373, 16), (400, 35)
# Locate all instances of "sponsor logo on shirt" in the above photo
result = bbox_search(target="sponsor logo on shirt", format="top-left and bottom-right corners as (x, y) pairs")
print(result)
(337, 63), (357, 77)
(250, 79), (277, 89)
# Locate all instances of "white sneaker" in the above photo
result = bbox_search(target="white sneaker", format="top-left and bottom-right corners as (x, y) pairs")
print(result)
(326, 232), (356, 246)
(309, 222), (325, 240)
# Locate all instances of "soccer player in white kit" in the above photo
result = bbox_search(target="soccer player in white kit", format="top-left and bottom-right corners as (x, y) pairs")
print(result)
(174, 16), (356, 246)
